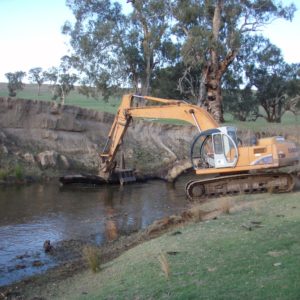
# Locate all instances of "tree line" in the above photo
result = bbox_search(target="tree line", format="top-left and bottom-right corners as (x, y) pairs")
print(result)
(4, 56), (78, 105)
(4, 0), (300, 123)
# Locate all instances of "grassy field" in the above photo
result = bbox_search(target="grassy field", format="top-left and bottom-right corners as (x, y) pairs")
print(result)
(1, 82), (299, 130)
(22, 191), (300, 299)
(0, 83), (121, 114)
(224, 111), (300, 132)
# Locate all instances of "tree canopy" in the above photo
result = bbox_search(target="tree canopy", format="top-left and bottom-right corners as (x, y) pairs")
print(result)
(28, 67), (45, 96)
(172, 0), (296, 121)
(59, 0), (298, 122)
(245, 38), (300, 122)
(5, 71), (26, 97)
(63, 0), (174, 98)
(43, 56), (78, 104)
(3, 1), (296, 122)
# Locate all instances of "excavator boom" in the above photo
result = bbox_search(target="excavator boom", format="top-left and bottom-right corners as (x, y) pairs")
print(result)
(99, 94), (218, 177)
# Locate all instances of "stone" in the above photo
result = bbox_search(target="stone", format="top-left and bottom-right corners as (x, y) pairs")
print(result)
(23, 152), (35, 163)
(59, 155), (70, 168)
(32, 260), (44, 267)
(0, 131), (6, 140)
(1, 145), (8, 154)
(43, 240), (54, 253)
(37, 151), (58, 168)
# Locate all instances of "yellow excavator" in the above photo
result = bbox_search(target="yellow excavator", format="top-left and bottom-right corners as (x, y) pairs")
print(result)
(96, 94), (299, 200)
(60, 94), (299, 201)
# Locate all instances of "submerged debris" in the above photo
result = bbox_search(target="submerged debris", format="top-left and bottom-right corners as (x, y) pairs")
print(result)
(43, 240), (54, 253)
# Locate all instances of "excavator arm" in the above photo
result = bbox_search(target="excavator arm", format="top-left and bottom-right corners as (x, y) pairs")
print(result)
(99, 94), (218, 178)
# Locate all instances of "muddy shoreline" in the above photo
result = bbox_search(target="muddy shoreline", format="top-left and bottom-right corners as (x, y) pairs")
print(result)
(0, 201), (223, 299)
(1, 178), (300, 299)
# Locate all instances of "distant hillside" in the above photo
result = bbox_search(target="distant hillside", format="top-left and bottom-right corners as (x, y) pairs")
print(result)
(0, 82), (121, 114)
(0, 83), (299, 132)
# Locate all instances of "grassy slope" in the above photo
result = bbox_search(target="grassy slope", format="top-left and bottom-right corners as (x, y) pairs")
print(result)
(1, 83), (299, 130)
(0, 83), (121, 114)
(24, 192), (300, 300)
(224, 112), (300, 133)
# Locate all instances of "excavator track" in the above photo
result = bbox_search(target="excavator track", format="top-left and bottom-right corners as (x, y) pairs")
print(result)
(185, 173), (295, 202)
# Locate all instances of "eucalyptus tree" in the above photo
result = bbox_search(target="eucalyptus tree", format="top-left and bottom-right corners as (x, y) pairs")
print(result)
(172, 0), (296, 122)
(151, 62), (184, 99)
(245, 38), (300, 122)
(5, 71), (26, 97)
(53, 73), (78, 104)
(28, 67), (45, 96)
(44, 57), (78, 104)
(128, 0), (175, 95)
(63, 0), (173, 97)
(43, 67), (59, 98)
(222, 70), (259, 122)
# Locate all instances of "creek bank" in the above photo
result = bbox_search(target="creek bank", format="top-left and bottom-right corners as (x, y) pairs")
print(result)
(0, 175), (37, 186)
(1, 97), (298, 183)
(0, 199), (230, 299)
(0, 97), (197, 182)
(2, 191), (300, 299)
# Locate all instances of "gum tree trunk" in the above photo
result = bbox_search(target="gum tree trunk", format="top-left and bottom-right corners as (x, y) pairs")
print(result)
(202, 0), (237, 123)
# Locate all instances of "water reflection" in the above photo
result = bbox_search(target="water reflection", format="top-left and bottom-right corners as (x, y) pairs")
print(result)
(0, 175), (193, 286)
(105, 207), (118, 241)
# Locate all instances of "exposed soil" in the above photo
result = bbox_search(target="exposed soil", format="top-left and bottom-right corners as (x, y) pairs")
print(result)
(0, 97), (196, 181)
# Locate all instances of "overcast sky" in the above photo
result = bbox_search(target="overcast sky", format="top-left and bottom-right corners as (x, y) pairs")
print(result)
(0, 0), (299, 82)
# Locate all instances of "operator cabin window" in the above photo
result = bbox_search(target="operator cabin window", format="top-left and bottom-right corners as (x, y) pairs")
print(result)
(228, 130), (238, 145)
(213, 134), (223, 154)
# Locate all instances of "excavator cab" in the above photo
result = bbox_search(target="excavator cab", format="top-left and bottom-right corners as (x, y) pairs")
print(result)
(191, 126), (239, 170)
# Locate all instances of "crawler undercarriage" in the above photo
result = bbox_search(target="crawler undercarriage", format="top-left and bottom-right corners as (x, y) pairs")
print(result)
(185, 172), (295, 201)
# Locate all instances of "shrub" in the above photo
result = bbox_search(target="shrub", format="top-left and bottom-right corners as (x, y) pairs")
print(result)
(218, 198), (233, 214)
(0, 169), (8, 180)
(158, 252), (170, 279)
(14, 164), (24, 180)
(82, 245), (101, 273)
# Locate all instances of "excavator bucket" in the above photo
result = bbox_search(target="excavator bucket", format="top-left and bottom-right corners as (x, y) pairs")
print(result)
(59, 152), (136, 186)
(59, 168), (136, 186)
(115, 168), (136, 185)
(59, 174), (108, 186)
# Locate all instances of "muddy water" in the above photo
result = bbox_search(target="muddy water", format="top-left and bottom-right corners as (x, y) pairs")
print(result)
(0, 176), (192, 286)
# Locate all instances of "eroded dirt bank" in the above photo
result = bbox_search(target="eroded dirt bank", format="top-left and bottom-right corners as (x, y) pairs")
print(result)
(0, 97), (196, 181)
(1, 97), (299, 182)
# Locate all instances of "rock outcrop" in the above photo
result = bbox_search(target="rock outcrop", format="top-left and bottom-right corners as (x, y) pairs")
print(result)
(0, 97), (197, 180)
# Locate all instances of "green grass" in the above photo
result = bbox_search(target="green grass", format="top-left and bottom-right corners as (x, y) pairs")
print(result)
(0, 83), (122, 114)
(14, 164), (24, 180)
(1, 82), (299, 129)
(0, 169), (8, 180)
(0, 165), (24, 181)
(85, 193), (300, 300)
(224, 111), (300, 132)
(27, 192), (300, 299)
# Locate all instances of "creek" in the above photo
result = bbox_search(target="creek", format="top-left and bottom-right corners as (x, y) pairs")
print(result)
(0, 175), (193, 286)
